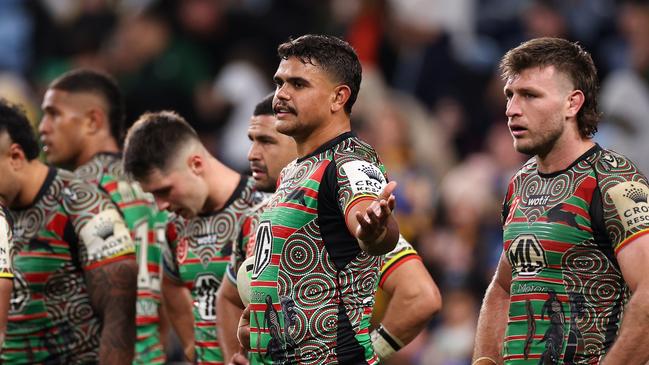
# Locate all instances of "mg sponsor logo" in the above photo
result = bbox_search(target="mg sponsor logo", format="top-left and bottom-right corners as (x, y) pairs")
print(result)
(507, 234), (547, 276)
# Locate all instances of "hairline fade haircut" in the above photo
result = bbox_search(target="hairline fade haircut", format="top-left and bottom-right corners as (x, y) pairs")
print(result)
(123, 111), (199, 181)
(277, 34), (362, 115)
(499, 37), (601, 138)
(0, 99), (40, 160)
(253, 93), (275, 117)
(48, 68), (126, 145)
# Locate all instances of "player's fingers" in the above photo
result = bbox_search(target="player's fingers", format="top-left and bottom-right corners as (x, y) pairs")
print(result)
(356, 211), (372, 230)
(387, 195), (396, 211)
(379, 181), (397, 200)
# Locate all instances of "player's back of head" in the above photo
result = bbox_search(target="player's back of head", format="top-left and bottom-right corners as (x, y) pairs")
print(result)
(0, 99), (39, 160)
(123, 111), (199, 181)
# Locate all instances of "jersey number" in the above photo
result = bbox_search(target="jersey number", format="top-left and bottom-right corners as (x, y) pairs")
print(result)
(134, 221), (162, 292)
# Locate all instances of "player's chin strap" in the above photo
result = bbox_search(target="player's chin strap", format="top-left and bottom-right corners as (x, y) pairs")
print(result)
(371, 324), (404, 360)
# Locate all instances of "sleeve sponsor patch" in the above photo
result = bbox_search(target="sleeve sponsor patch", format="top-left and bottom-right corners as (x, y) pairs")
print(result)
(0, 215), (12, 275)
(79, 208), (135, 264)
(607, 181), (649, 232)
(341, 160), (387, 197)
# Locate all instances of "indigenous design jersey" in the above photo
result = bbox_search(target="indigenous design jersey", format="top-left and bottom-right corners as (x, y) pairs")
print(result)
(249, 132), (387, 365)
(165, 175), (262, 365)
(0, 205), (14, 278)
(226, 197), (271, 284)
(4, 167), (135, 364)
(76, 153), (168, 364)
(502, 145), (649, 364)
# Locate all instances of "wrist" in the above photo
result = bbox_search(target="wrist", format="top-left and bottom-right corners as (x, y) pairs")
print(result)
(472, 356), (497, 365)
(358, 226), (388, 247)
(371, 324), (404, 360)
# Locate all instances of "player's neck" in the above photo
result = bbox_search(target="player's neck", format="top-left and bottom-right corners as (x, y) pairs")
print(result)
(75, 136), (120, 167)
(536, 136), (595, 175)
(14, 161), (50, 208)
(203, 158), (241, 212)
(295, 117), (350, 158)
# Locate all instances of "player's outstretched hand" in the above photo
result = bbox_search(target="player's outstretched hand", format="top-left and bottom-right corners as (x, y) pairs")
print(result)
(355, 181), (397, 245)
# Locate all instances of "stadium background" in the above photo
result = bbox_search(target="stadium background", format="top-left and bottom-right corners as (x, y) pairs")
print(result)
(1, 0), (648, 363)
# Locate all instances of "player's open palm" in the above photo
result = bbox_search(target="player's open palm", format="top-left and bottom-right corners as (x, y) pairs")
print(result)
(355, 181), (397, 244)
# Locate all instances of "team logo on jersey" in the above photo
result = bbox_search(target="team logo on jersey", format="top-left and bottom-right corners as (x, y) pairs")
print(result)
(252, 221), (273, 280)
(608, 181), (649, 231)
(508, 234), (547, 276)
(176, 237), (189, 264)
(602, 154), (619, 168)
(341, 161), (387, 196)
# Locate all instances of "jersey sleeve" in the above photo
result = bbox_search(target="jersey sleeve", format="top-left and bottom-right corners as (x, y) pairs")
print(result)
(379, 235), (420, 288)
(162, 215), (183, 281)
(596, 151), (649, 253)
(64, 180), (135, 270)
(333, 145), (389, 219)
(0, 207), (13, 278)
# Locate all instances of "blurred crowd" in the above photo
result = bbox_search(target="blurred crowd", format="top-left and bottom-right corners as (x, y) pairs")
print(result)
(2, 0), (649, 364)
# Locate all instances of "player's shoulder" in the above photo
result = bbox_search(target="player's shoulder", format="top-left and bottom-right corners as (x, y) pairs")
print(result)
(75, 153), (123, 183)
(331, 134), (381, 166)
(56, 168), (114, 212)
(588, 146), (646, 179)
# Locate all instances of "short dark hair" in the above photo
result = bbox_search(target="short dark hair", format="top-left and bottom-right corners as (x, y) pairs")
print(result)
(123, 111), (199, 181)
(278, 34), (362, 114)
(49, 69), (126, 144)
(0, 99), (39, 160)
(253, 93), (275, 117)
(499, 37), (600, 138)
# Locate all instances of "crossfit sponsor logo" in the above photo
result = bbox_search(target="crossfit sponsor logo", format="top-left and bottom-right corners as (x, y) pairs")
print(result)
(507, 234), (547, 276)
(341, 160), (387, 196)
(608, 181), (649, 231)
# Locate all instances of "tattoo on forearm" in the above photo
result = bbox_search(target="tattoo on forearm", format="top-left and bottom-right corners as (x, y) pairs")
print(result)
(86, 258), (137, 364)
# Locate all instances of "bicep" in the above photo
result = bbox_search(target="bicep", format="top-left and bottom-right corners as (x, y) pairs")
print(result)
(492, 252), (512, 294)
(616, 234), (649, 292)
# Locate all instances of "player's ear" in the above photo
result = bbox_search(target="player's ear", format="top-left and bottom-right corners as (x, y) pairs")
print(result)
(566, 90), (585, 119)
(331, 85), (351, 113)
(86, 108), (106, 135)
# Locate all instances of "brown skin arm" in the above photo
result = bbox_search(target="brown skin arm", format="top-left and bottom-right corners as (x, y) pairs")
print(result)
(0, 278), (12, 346)
(162, 273), (195, 362)
(216, 278), (246, 364)
(85, 257), (138, 364)
(237, 305), (251, 351)
(379, 259), (441, 345)
(473, 252), (512, 364)
(600, 234), (649, 364)
(346, 181), (400, 256)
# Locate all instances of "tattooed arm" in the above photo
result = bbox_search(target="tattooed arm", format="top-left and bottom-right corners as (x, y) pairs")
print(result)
(86, 257), (138, 364)
(0, 278), (12, 346)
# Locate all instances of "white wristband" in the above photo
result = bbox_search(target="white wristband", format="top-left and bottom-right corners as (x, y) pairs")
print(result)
(371, 324), (404, 360)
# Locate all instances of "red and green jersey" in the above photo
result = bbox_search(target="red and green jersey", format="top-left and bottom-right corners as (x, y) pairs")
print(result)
(165, 175), (262, 365)
(0, 205), (14, 279)
(249, 132), (387, 364)
(502, 145), (649, 364)
(76, 153), (168, 364)
(4, 167), (135, 364)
